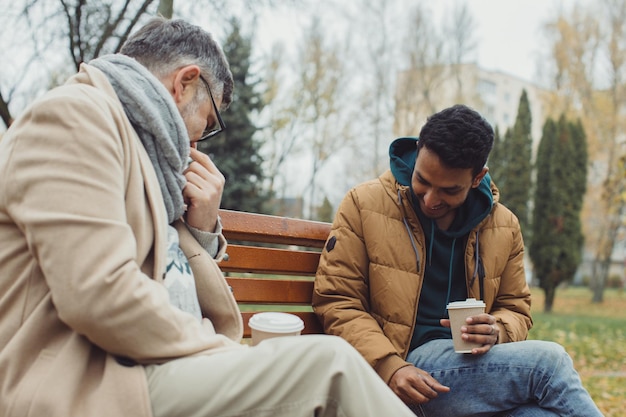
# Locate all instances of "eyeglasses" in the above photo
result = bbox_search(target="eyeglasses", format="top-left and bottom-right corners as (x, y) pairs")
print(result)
(197, 75), (226, 141)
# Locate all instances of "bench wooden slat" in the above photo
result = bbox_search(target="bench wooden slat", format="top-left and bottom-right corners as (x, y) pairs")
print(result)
(217, 209), (332, 340)
(240, 311), (323, 337)
(226, 277), (314, 304)
(220, 209), (330, 248)
(220, 245), (321, 275)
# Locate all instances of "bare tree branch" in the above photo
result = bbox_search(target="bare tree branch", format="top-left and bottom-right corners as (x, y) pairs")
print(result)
(0, 89), (13, 128)
(94, 0), (132, 58)
(113, 0), (156, 53)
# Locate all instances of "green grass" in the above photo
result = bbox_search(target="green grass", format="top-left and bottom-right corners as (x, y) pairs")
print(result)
(529, 286), (626, 417)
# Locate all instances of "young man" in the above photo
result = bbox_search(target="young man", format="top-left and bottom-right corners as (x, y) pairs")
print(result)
(313, 104), (603, 416)
(0, 17), (416, 417)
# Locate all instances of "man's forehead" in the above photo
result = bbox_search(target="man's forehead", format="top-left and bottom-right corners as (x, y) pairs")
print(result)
(413, 151), (474, 187)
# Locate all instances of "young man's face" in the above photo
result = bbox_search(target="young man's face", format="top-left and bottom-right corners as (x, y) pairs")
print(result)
(411, 146), (486, 230)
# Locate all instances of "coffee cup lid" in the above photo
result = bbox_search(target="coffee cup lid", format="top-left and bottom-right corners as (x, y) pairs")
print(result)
(248, 312), (305, 333)
(446, 298), (486, 309)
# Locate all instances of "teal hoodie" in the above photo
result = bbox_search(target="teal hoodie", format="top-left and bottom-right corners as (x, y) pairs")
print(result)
(389, 137), (493, 349)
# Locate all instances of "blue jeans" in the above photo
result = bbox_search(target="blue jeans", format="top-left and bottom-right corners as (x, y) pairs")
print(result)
(406, 339), (603, 417)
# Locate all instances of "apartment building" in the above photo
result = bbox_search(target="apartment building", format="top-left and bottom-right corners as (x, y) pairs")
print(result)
(393, 63), (547, 155)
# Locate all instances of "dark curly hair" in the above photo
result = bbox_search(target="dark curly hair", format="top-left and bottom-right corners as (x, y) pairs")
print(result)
(417, 104), (494, 176)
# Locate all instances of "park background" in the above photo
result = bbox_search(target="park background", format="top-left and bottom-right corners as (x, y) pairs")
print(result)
(1, 0), (625, 414)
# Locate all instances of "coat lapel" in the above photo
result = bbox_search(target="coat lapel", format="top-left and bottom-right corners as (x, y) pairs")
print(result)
(135, 137), (168, 281)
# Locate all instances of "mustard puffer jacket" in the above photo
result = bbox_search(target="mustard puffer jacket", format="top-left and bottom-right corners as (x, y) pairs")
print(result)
(313, 169), (532, 384)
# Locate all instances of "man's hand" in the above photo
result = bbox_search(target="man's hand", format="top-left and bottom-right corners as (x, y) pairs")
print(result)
(389, 365), (450, 405)
(440, 313), (500, 355)
(183, 147), (224, 232)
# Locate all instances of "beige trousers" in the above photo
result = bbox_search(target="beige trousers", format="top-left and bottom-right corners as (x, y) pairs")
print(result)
(145, 334), (414, 417)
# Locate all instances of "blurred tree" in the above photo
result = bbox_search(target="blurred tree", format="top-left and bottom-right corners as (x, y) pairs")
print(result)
(491, 127), (514, 197)
(256, 42), (304, 202)
(530, 115), (588, 312)
(446, 1), (478, 103)
(530, 118), (560, 312)
(562, 117), (588, 289)
(394, 2), (478, 136)
(543, 2), (626, 303)
(315, 196), (334, 223)
(351, 0), (397, 179)
(394, 4), (447, 135)
(199, 18), (270, 214)
(488, 125), (505, 184)
(568, 118), (588, 215)
(293, 16), (353, 219)
(501, 90), (533, 237)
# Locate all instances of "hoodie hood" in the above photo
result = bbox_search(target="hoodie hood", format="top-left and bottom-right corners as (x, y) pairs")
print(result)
(389, 136), (419, 186)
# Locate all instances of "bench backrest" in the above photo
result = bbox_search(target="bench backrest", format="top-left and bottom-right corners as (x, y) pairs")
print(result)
(218, 209), (332, 338)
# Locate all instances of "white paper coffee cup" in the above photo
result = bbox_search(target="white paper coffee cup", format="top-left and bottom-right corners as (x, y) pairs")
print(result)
(446, 298), (486, 353)
(248, 312), (305, 346)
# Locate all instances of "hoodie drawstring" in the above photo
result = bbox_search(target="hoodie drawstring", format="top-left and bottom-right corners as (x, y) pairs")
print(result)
(446, 238), (457, 306)
(399, 190), (421, 273)
(469, 230), (485, 300)
(428, 220), (434, 265)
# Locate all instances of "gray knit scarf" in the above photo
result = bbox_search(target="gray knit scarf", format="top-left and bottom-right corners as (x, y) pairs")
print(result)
(90, 54), (189, 224)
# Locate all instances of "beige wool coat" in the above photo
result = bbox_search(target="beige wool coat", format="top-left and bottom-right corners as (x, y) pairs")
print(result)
(0, 64), (244, 417)
(313, 170), (532, 384)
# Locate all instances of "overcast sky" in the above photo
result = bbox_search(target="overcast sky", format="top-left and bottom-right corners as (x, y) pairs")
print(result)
(253, 0), (592, 84)
(449, 0), (577, 81)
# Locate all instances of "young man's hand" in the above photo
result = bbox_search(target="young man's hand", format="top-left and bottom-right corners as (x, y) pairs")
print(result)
(183, 147), (224, 232)
(440, 313), (500, 354)
(389, 365), (450, 405)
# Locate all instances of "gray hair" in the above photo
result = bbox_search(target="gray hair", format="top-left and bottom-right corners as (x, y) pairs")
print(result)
(120, 17), (233, 110)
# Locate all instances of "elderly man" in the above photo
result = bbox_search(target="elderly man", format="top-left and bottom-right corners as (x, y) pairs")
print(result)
(0, 17), (415, 417)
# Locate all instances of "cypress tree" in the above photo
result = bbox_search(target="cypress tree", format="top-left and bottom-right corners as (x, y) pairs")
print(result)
(491, 126), (513, 197)
(530, 118), (560, 312)
(316, 196), (335, 223)
(561, 117), (587, 283)
(556, 115), (581, 288)
(569, 118), (588, 213)
(503, 90), (533, 235)
(530, 115), (587, 312)
(487, 125), (505, 183)
(198, 18), (270, 213)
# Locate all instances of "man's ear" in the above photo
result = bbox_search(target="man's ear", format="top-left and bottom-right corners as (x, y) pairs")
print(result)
(172, 65), (202, 104)
(472, 167), (489, 188)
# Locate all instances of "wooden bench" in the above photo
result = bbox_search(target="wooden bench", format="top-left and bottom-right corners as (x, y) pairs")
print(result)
(218, 209), (332, 339)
